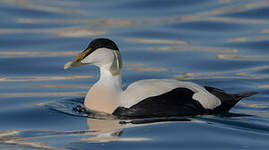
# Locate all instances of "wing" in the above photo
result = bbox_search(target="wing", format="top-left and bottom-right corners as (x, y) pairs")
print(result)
(114, 88), (209, 119)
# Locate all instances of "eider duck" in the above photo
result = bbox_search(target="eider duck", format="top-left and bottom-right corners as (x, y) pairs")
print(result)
(64, 38), (257, 119)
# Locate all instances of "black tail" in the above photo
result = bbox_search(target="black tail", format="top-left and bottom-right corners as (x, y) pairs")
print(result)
(204, 86), (257, 114)
(232, 92), (258, 101)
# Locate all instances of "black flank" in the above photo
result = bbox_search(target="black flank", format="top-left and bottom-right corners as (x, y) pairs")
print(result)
(113, 88), (209, 119)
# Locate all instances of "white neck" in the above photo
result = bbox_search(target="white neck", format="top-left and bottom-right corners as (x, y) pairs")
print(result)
(99, 67), (122, 89)
(84, 66), (123, 114)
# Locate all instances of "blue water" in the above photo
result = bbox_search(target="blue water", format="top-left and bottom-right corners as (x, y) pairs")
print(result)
(0, 0), (269, 149)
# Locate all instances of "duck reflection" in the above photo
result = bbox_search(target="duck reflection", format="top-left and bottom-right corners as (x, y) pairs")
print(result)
(82, 113), (196, 143)
(81, 118), (150, 143)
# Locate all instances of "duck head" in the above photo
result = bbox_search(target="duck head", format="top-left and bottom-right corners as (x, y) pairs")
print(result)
(64, 38), (122, 76)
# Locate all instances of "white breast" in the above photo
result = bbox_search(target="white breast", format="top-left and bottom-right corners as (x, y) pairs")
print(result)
(120, 79), (221, 109)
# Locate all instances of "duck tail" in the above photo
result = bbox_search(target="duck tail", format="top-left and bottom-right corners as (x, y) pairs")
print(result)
(205, 86), (258, 113)
(215, 92), (258, 113)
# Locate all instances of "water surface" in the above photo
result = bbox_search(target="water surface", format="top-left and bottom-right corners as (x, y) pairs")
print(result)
(0, 0), (269, 149)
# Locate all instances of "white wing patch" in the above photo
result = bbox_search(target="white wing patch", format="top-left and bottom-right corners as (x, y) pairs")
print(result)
(120, 79), (221, 109)
(192, 92), (221, 109)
